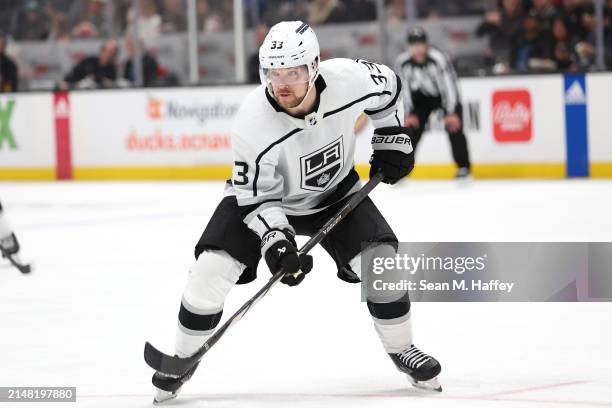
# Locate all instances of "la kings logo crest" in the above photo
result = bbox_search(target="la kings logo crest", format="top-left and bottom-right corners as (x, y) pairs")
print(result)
(300, 137), (344, 192)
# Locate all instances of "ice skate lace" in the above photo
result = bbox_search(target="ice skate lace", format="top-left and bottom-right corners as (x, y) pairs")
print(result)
(398, 345), (430, 369)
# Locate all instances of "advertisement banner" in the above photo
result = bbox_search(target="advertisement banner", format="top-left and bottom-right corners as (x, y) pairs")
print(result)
(0, 93), (55, 179)
(586, 73), (612, 177)
(356, 75), (567, 178)
(564, 75), (589, 177)
(3, 73), (612, 181)
(54, 92), (73, 180)
(70, 86), (254, 178)
(459, 76), (565, 166)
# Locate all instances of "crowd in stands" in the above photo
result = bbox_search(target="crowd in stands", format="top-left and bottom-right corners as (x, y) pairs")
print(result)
(476, 0), (612, 72)
(0, 0), (493, 40)
(0, 0), (610, 92)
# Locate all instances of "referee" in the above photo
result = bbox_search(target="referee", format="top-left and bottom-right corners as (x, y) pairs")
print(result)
(394, 27), (471, 178)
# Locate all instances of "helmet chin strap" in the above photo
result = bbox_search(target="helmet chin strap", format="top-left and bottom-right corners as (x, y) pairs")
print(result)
(291, 74), (318, 112)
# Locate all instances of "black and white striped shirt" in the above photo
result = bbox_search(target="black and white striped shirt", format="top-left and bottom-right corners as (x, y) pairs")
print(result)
(394, 47), (460, 115)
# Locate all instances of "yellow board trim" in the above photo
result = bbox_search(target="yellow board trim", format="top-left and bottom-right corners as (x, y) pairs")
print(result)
(472, 163), (566, 179)
(73, 166), (232, 180)
(69, 163), (568, 181)
(0, 164), (572, 181)
(357, 163), (566, 179)
(0, 168), (56, 180)
(590, 162), (612, 178)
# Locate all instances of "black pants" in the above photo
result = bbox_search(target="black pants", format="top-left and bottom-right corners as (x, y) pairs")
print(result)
(410, 92), (471, 169)
(195, 193), (397, 285)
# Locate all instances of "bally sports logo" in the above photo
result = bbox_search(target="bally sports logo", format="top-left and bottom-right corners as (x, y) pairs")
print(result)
(300, 137), (344, 192)
(492, 89), (532, 142)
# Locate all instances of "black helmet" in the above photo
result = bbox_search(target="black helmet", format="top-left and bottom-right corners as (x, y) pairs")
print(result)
(406, 27), (428, 44)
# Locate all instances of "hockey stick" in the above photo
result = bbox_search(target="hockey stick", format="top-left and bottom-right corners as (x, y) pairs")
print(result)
(7, 255), (31, 274)
(144, 171), (385, 377)
(1, 249), (31, 274)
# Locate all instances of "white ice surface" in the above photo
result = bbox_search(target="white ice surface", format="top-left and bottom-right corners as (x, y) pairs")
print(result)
(1, 180), (611, 408)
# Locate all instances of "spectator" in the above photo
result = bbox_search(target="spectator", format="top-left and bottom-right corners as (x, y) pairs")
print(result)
(12, 0), (51, 41)
(218, 0), (235, 29)
(574, 4), (597, 69)
(161, 0), (187, 32)
(126, 0), (162, 40)
(279, 0), (309, 23)
(551, 17), (577, 70)
(387, 0), (406, 24)
(417, 0), (485, 17)
(60, 38), (118, 89)
(476, 0), (526, 71)
(308, 0), (349, 25)
(511, 10), (555, 71)
(261, 0), (309, 26)
(606, 5), (612, 68)
(70, 0), (107, 38)
(574, 4), (612, 70)
(123, 35), (159, 87)
(531, 0), (560, 31)
(46, 0), (75, 40)
(347, 0), (376, 22)
(0, 1), (15, 33)
(196, 0), (225, 32)
(0, 36), (18, 92)
(559, 0), (589, 41)
(247, 24), (268, 84)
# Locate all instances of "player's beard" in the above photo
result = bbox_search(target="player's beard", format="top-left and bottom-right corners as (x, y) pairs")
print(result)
(274, 85), (307, 109)
(276, 92), (301, 108)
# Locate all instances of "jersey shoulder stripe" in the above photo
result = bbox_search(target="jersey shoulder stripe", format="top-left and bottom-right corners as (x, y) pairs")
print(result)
(323, 91), (389, 119)
(364, 73), (402, 116)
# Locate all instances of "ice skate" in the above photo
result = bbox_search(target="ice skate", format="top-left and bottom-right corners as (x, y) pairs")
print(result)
(454, 167), (472, 180)
(389, 345), (442, 392)
(152, 361), (199, 404)
(0, 233), (31, 273)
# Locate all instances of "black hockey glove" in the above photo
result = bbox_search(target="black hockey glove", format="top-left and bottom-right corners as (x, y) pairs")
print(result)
(369, 126), (415, 184)
(0, 233), (20, 257)
(261, 228), (313, 286)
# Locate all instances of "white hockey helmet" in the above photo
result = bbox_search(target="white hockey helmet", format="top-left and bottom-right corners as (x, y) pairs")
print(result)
(259, 21), (320, 90)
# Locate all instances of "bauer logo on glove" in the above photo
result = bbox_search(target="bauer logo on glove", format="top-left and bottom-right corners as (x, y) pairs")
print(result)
(369, 126), (416, 184)
(371, 134), (413, 153)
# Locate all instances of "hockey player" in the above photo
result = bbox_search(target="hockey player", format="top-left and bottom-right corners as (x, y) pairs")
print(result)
(0, 200), (30, 273)
(152, 21), (441, 403)
(394, 27), (471, 178)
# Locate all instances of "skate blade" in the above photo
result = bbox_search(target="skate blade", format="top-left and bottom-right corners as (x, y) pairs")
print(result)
(153, 389), (179, 404)
(408, 376), (442, 392)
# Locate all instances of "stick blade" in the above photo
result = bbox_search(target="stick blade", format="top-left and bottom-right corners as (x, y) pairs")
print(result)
(144, 341), (165, 371)
(144, 341), (200, 377)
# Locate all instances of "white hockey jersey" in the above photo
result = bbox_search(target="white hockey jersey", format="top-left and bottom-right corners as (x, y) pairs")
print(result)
(228, 58), (404, 239)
